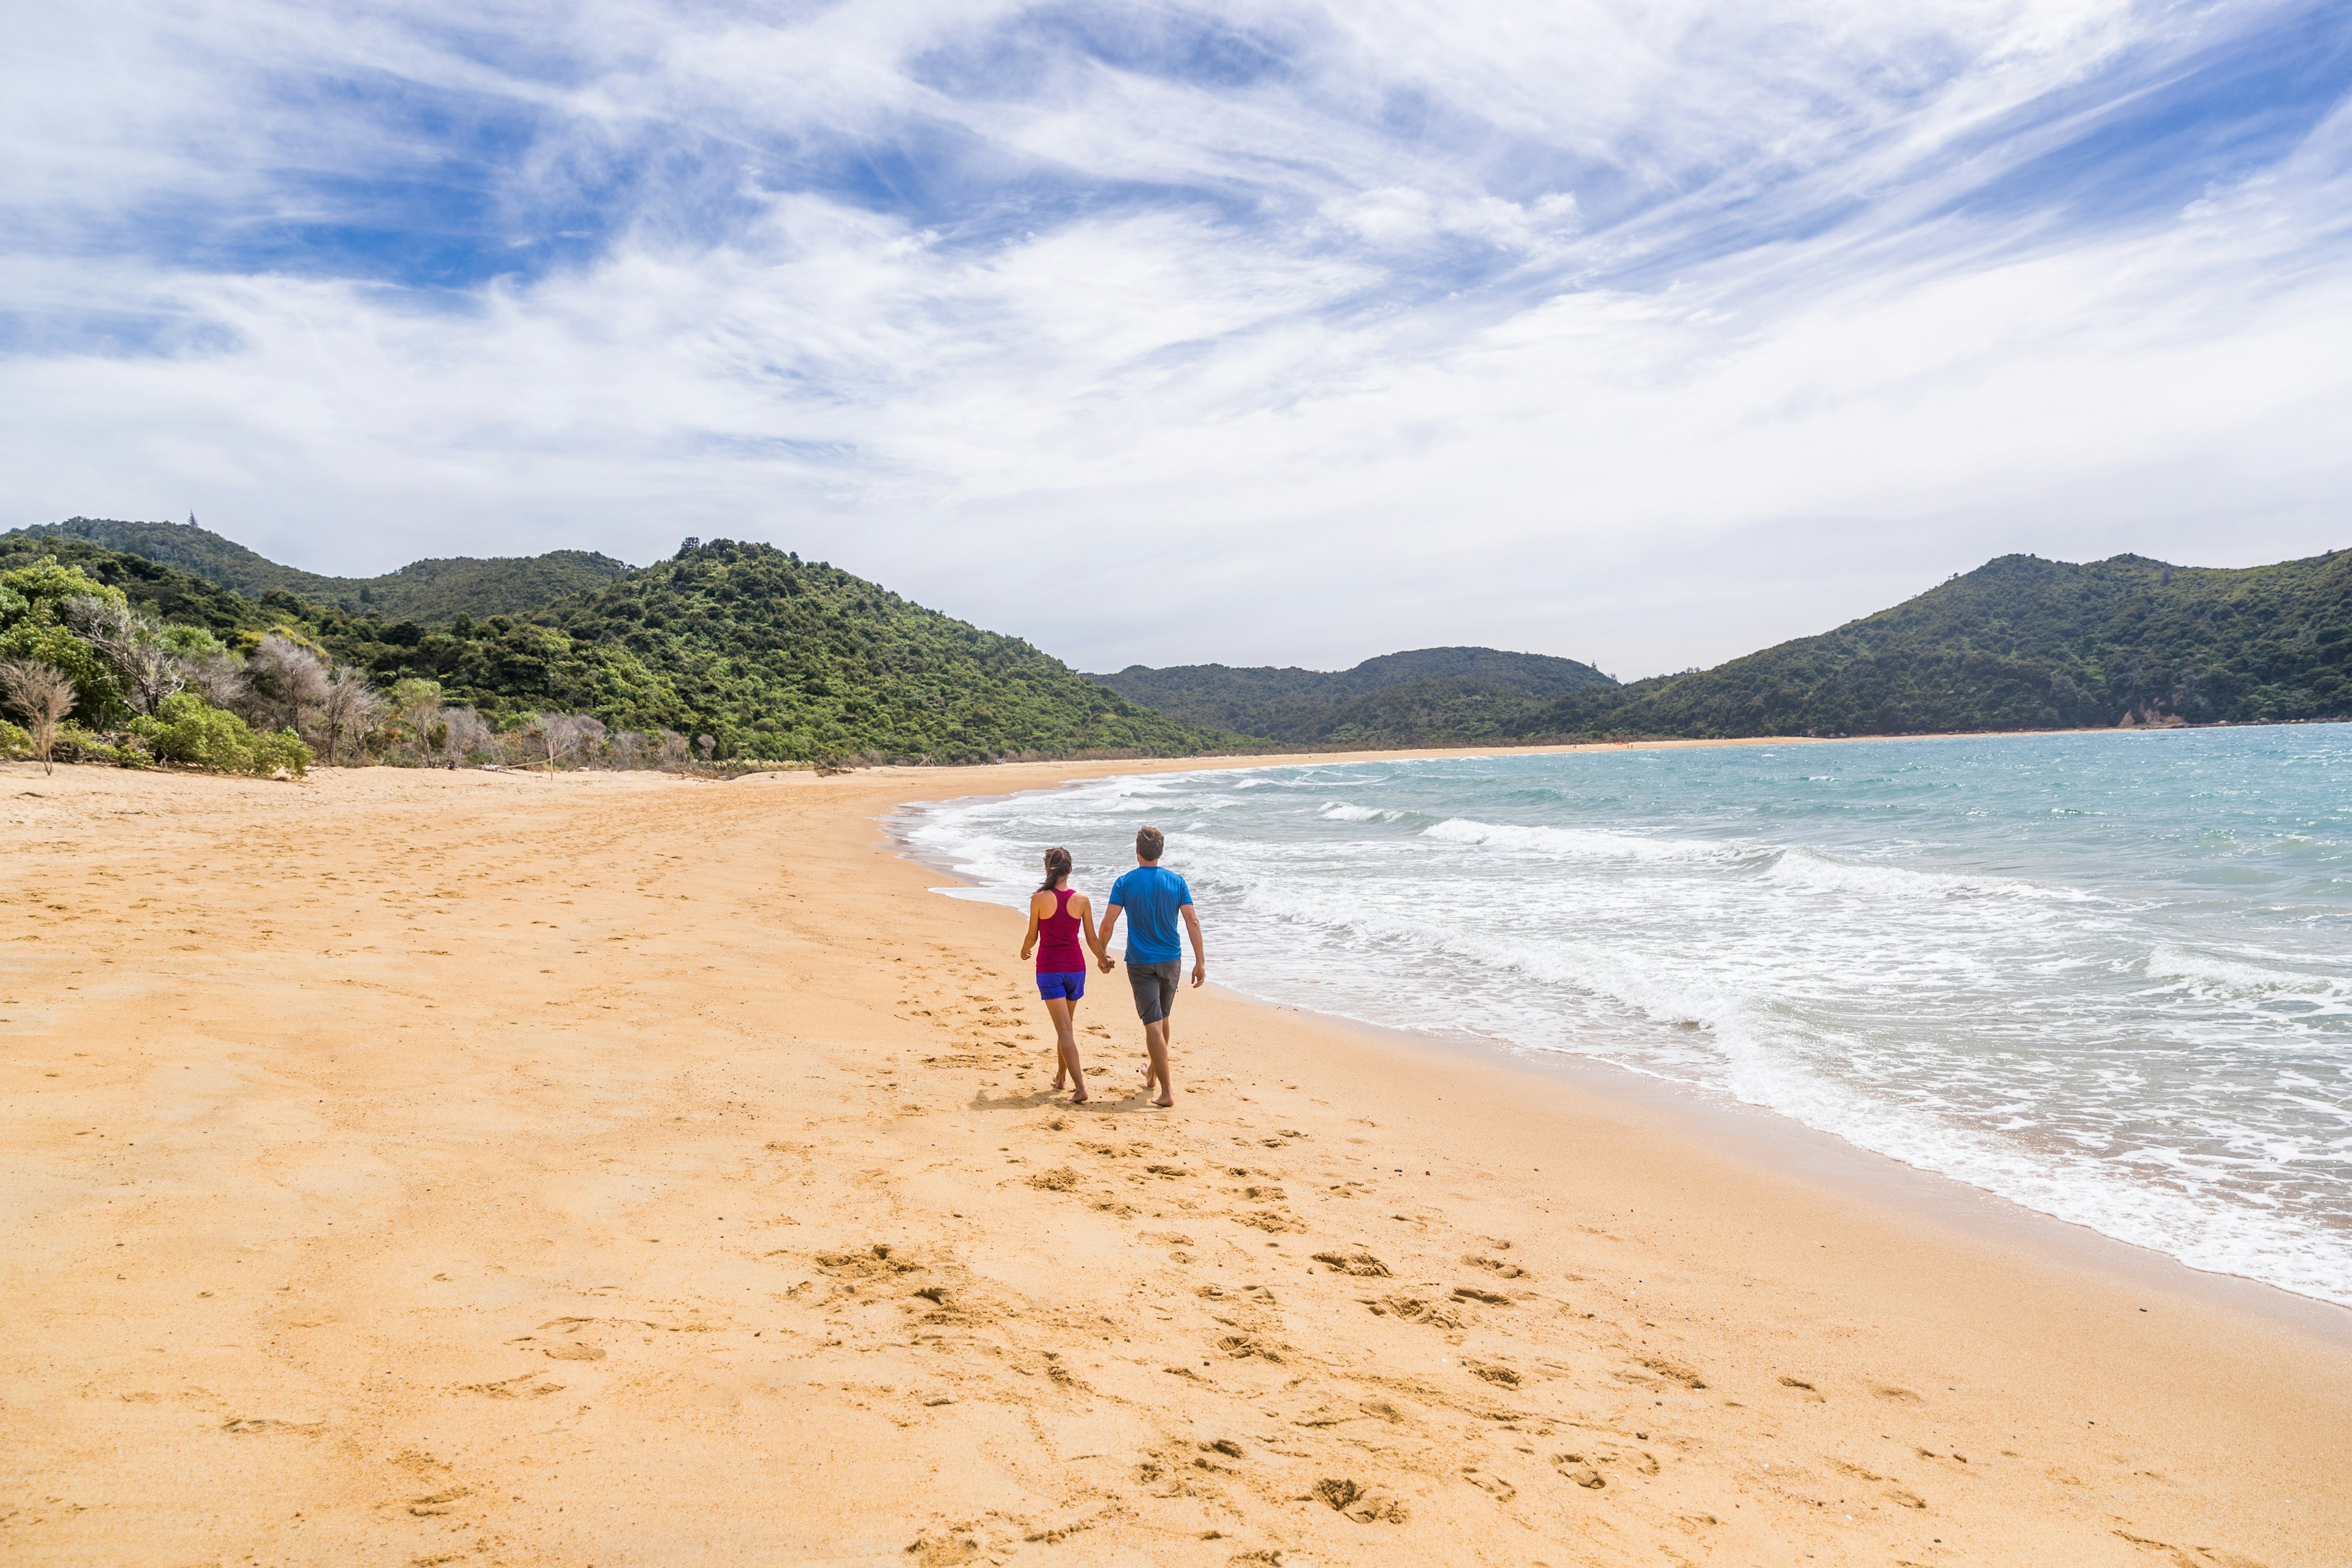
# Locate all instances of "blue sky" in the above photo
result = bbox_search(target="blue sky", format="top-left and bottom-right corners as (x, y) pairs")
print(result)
(4, 0), (2350, 675)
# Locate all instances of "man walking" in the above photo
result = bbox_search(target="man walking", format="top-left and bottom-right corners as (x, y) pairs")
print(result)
(1095, 824), (1205, 1107)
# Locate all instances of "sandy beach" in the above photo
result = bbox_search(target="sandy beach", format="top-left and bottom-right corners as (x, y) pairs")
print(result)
(5, 753), (2348, 1568)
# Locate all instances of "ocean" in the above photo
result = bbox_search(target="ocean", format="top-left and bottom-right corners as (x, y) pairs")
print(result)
(899, 726), (2352, 1308)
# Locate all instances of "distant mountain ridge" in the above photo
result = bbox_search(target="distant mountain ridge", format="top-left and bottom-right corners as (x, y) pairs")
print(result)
(31, 518), (633, 622)
(1090, 646), (1616, 747)
(1093, 551), (2351, 744)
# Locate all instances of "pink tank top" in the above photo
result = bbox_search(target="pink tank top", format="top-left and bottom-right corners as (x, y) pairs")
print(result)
(1036, 887), (1085, 972)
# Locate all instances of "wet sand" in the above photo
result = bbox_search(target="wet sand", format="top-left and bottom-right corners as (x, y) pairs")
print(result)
(4, 755), (2348, 1566)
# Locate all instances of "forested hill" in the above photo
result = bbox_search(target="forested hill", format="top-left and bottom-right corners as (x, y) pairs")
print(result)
(1091, 646), (1618, 747)
(1, 529), (1234, 763)
(1523, 549), (2352, 739)
(1085, 551), (2351, 745)
(31, 517), (631, 621)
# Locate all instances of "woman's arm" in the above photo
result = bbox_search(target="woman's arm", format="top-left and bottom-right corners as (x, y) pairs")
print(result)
(1020, 892), (1044, 959)
(1074, 894), (1102, 958)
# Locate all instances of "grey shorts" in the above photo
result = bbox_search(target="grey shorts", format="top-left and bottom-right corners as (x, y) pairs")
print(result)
(1125, 960), (1181, 1025)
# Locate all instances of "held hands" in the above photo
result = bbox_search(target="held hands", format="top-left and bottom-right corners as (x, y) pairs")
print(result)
(1097, 949), (1115, 973)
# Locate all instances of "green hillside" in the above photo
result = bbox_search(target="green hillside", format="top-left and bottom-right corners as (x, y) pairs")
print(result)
(1526, 551), (2352, 739)
(1091, 646), (1616, 745)
(1091, 552), (2351, 745)
(0, 528), (1235, 764)
(31, 518), (632, 620)
(0, 530), (280, 639)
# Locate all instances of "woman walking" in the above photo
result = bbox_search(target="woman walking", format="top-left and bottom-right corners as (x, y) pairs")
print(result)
(1020, 846), (1102, 1102)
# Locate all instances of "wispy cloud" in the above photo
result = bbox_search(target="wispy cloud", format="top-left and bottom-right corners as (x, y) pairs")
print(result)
(4, 0), (2348, 674)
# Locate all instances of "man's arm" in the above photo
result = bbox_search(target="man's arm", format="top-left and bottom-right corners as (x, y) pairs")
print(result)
(1096, 903), (1122, 971)
(1181, 903), (1206, 987)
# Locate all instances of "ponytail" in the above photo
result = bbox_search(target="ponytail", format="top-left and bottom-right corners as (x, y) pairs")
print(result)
(1038, 846), (1072, 894)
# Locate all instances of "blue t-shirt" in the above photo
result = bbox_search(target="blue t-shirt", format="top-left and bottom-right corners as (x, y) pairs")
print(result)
(1108, 865), (1193, 964)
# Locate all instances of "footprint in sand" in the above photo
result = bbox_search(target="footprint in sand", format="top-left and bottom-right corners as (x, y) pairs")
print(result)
(1365, 1293), (1464, 1329)
(1311, 1249), (1392, 1277)
(1314, 1477), (1411, 1523)
(1639, 1355), (1707, 1390)
(1553, 1455), (1607, 1489)
(1461, 1468), (1518, 1501)
(1870, 1382), (1923, 1402)
(1215, 1334), (1284, 1364)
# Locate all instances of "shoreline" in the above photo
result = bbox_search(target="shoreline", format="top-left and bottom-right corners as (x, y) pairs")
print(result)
(8, 757), (2348, 1566)
(883, 745), (2352, 1340)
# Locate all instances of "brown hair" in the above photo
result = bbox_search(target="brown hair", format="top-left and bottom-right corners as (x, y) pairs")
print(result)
(1136, 825), (1164, 862)
(1038, 846), (1072, 893)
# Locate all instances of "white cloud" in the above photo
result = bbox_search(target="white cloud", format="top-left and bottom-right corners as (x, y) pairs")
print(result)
(2, 0), (2346, 677)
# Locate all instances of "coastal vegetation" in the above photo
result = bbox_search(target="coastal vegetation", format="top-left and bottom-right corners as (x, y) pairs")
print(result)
(0, 525), (1234, 770)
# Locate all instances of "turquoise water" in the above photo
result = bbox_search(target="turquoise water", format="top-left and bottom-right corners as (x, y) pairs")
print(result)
(903, 726), (2352, 1306)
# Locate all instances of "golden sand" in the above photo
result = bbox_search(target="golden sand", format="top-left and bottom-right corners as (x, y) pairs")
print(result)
(4, 757), (2347, 1566)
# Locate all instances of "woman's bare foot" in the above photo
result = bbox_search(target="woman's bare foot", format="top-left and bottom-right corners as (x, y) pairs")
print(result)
(1070, 1090), (1089, 1104)
(1151, 1095), (1174, 1107)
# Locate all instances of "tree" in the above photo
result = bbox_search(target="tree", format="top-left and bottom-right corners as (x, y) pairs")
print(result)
(0, 557), (130, 723)
(387, 678), (445, 764)
(318, 669), (382, 766)
(439, 706), (494, 767)
(656, 729), (690, 769)
(530, 711), (584, 772)
(162, 625), (246, 707)
(571, 714), (608, 766)
(243, 633), (329, 737)
(0, 658), (77, 775)
(62, 596), (184, 715)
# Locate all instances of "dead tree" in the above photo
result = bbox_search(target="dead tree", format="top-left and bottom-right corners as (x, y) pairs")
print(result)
(243, 635), (330, 737)
(318, 671), (382, 766)
(531, 712), (584, 772)
(0, 659), (78, 776)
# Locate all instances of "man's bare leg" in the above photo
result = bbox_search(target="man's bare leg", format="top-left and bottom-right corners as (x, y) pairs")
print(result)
(1045, 997), (1087, 1102)
(1144, 1019), (1173, 1107)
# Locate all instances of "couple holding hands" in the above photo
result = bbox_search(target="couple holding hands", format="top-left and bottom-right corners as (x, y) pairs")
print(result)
(1019, 824), (1205, 1107)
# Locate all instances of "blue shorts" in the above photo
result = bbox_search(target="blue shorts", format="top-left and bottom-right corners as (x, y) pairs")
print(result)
(1036, 971), (1087, 1002)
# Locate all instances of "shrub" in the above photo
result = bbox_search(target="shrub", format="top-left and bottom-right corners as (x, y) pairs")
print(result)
(147, 690), (308, 775)
(0, 716), (27, 757)
(50, 723), (154, 768)
(250, 728), (312, 777)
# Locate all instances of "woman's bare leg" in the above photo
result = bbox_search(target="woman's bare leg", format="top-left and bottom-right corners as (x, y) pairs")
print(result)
(1045, 996), (1087, 1102)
